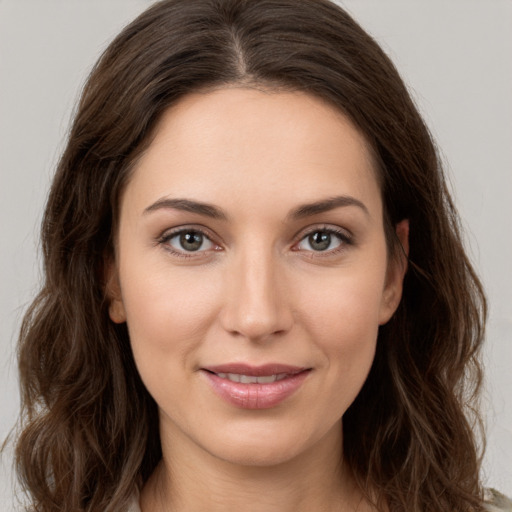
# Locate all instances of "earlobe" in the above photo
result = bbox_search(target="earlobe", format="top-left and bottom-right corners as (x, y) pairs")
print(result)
(109, 297), (127, 324)
(104, 261), (127, 324)
(379, 219), (409, 325)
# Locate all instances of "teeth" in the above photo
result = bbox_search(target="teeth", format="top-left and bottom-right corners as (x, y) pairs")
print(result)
(215, 373), (289, 384)
(256, 375), (277, 384)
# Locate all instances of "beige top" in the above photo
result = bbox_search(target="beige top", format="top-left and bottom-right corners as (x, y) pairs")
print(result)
(127, 488), (512, 511)
(484, 489), (512, 512)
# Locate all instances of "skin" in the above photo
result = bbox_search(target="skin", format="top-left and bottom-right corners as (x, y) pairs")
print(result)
(107, 88), (408, 512)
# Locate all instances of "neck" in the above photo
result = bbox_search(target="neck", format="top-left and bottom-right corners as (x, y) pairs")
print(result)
(141, 421), (370, 512)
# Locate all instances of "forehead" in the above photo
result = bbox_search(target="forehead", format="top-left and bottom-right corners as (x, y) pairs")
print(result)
(123, 87), (382, 220)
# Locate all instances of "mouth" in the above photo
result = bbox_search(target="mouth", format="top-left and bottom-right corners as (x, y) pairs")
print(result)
(210, 372), (290, 384)
(201, 364), (311, 409)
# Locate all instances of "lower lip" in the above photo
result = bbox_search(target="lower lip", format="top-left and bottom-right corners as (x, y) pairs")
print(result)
(202, 370), (311, 410)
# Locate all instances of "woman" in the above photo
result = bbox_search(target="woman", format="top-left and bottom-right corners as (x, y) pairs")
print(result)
(13, 0), (509, 511)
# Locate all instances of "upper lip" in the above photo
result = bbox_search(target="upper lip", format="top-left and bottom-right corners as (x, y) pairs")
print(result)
(202, 363), (308, 376)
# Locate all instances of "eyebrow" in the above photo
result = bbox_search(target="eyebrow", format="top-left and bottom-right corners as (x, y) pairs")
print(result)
(143, 194), (369, 221)
(143, 198), (228, 220)
(288, 195), (369, 220)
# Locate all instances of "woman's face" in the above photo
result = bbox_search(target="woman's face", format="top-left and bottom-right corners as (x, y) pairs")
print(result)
(108, 88), (407, 467)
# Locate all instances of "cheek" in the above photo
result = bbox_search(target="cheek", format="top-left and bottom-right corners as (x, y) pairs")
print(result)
(296, 264), (386, 390)
(118, 255), (223, 371)
(299, 264), (386, 341)
(119, 263), (227, 427)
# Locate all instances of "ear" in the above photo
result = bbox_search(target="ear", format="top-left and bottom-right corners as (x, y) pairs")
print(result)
(104, 259), (127, 324)
(379, 219), (409, 325)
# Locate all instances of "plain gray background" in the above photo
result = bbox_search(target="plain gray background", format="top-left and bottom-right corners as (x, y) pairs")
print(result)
(1, 0), (511, 508)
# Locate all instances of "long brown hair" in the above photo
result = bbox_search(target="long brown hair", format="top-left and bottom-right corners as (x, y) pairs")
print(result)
(15, 1), (487, 510)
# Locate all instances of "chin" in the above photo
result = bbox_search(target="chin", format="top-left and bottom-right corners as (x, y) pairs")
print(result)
(209, 439), (306, 468)
(199, 419), (337, 469)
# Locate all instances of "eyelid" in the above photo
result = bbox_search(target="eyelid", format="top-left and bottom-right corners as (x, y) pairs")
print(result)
(156, 223), (353, 258)
(292, 224), (353, 253)
(157, 224), (223, 257)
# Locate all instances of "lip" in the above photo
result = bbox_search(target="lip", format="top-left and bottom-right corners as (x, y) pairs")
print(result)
(201, 363), (311, 410)
(204, 363), (306, 376)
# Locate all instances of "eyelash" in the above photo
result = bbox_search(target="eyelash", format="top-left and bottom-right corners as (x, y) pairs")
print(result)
(157, 226), (220, 259)
(293, 225), (353, 257)
(157, 225), (353, 259)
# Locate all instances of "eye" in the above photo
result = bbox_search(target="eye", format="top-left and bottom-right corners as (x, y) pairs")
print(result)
(161, 228), (216, 254)
(295, 228), (350, 253)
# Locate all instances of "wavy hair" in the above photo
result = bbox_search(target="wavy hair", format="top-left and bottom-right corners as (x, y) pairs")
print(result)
(15, 1), (487, 510)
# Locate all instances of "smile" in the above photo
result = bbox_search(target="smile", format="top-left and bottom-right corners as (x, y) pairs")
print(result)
(214, 373), (289, 384)
(201, 364), (311, 409)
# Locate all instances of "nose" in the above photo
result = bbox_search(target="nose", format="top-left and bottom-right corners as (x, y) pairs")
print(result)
(219, 248), (293, 342)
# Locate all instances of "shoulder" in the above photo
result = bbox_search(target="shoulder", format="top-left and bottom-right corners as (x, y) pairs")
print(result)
(484, 489), (512, 512)
(125, 488), (512, 512)
(127, 502), (141, 512)
(126, 487), (141, 512)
